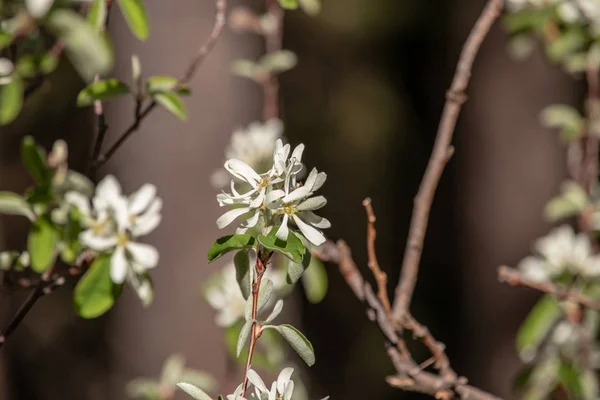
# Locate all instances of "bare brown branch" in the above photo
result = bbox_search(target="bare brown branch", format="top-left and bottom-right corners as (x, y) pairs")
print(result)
(498, 266), (600, 310)
(392, 0), (504, 317)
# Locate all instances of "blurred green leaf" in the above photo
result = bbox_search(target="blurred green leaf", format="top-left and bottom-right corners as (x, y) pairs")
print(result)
(278, 0), (298, 9)
(176, 382), (212, 400)
(0, 191), (35, 220)
(207, 234), (256, 262)
(544, 181), (588, 222)
(258, 229), (306, 263)
(523, 356), (560, 400)
(74, 254), (119, 318)
(540, 104), (584, 141)
(260, 50), (298, 73)
(298, 0), (321, 15)
(0, 31), (12, 50)
(234, 250), (251, 299)
(28, 217), (58, 273)
(0, 75), (23, 124)
(146, 75), (178, 93)
(237, 320), (252, 357)
(503, 8), (552, 34)
(152, 91), (187, 120)
(179, 370), (217, 394)
(46, 10), (113, 82)
(88, 0), (107, 32)
(546, 28), (587, 62)
(517, 295), (561, 362)
(301, 256), (328, 303)
(21, 136), (51, 185)
(77, 79), (130, 106)
(117, 0), (150, 40)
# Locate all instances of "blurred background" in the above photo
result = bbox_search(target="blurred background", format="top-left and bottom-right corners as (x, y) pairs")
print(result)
(0, 0), (584, 398)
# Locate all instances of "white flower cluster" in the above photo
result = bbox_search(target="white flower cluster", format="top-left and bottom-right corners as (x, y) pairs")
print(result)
(216, 139), (330, 247)
(517, 225), (600, 281)
(211, 120), (284, 189)
(228, 368), (296, 400)
(66, 175), (161, 304)
(506, 0), (600, 31)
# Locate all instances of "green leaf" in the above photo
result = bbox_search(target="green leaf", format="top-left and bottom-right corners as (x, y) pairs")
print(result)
(546, 28), (587, 62)
(234, 250), (252, 299)
(236, 320), (252, 357)
(28, 217), (58, 273)
(0, 75), (23, 125)
(46, 10), (113, 82)
(258, 229), (306, 263)
(523, 356), (560, 400)
(74, 255), (119, 318)
(540, 104), (584, 141)
(146, 76), (178, 93)
(286, 249), (311, 284)
(207, 234), (256, 262)
(301, 256), (328, 304)
(244, 279), (274, 320)
(278, 0), (299, 9)
(77, 79), (130, 106)
(516, 295), (561, 362)
(153, 91), (187, 120)
(0, 31), (12, 50)
(0, 191), (35, 220)
(117, 0), (150, 40)
(264, 299), (284, 323)
(21, 136), (51, 185)
(176, 382), (213, 400)
(87, 0), (107, 32)
(271, 324), (315, 366)
(558, 361), (584, 397)
(260, 50), (298, 74)
(544, 181), (589, 222)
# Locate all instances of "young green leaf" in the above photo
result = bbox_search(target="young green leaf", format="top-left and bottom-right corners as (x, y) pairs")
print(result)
(0, 75), (23, 125)
(286, 248), (311, 284)
(298, 0), (321, 15)
(264, 299), (284, 323)
(176, 382), (213, 400)
(271, 324), (315, 366)
(74, 255), (119, 318)
(28, 217), (58, 273)
(236, 320), (252, 357)
(278, 0), (299, 9)
(244, 279), (274, 320)
(258, 229), (306, 263)
(260, 50), (298, 74)
(234, 250), (252, 299)
(207, 234), (256, 262)
(77, 79), (130, 106)
(0, 191), (35, 220)
(21, 136), (51, 185)
(146, 76), (179, 93)
(46, 10), (113, 82)
(117, 0), (150, 40)
(301, 257), (328, 304)
(516, 295), (561, 362)
(153, 91), (187, 120)
(88, 0), (108, 32)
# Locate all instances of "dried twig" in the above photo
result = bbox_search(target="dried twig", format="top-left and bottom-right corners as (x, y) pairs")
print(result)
(94, 0), (227, 171)
(498, 266), (600, 310)
(392, 0), (504, 318)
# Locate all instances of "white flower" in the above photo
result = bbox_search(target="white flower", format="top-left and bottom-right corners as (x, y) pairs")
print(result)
(267, 168), (329, 246)
(211, 119), (284, 188)
(227, 384), (247, 400)
(247, 368), (295, 400)
(66, 175), (161, 284)
(26, 0), (54, 18)
(205, 263), (247, 327)
(0, 58), (13, 85)
(517, 225), (600, 280)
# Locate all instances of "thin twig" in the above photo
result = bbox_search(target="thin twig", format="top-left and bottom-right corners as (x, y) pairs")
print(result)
(392, 0), (504, 318)
(498, 266), (600, 310)
(94, 0), (227, 171)
(362, 198), (392, 315)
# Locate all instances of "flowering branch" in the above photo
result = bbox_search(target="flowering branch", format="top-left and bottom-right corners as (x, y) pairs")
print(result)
(498, 266), (600, 310)
(391, 0), (504, 318)
(92, 0), (227, 172)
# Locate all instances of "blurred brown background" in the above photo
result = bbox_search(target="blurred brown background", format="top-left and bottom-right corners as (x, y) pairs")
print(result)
(0, 0), (582, 399)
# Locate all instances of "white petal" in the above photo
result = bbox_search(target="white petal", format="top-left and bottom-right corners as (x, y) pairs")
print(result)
(205, 287), (227, 309)
(276, 214), (289, 241)
(292, 214), (326, 246)
(246, 369), (268, 393)
(65, 191), (91, 217)
(80, 230), (118, 251)
(311, 172), (327, 192)
(243, 210), (260, 229)
(300, 211), (331, 228)
(290, 144), (305, 163)
(127, 241), (159, 268)
(283, 381), (294, 400)
(250, 189), (266, 209)
(112, 197), (131, 230)
(225, 159), (261, 185)
(128, 184), (157, 215)
(268, 382), (277, 400)
(26, 0), (54, 18)
(297, 196), (327, 211)
(518, 256), (550, 282)
(96, 175), (122, 204)
(282, 185), (311, 203)
(277, 368), (294, 394)
(217, 207), (252, 229)
(266, 189), (285, 205)
(131, 213), (161, 237)
(110, 246), (128, 284)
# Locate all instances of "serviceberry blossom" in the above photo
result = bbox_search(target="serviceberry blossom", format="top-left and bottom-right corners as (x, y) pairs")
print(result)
(517, 225), (600, 281)
(66, 175), (162, 285)
(506, 0), (600, 30)
(247, 368), (295, 400)
(211, 119), (284, 188)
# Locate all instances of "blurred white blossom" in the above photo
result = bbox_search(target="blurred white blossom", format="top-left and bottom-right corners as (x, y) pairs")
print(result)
(26, 0), (54, 18)
(518, 225), (600, 281)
